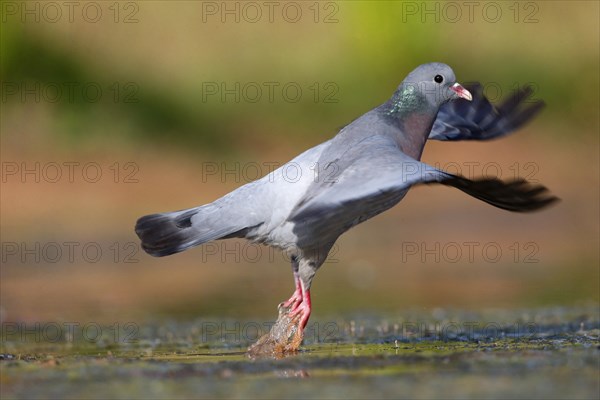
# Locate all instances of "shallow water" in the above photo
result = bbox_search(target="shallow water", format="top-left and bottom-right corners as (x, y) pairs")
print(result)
(1, 307), (598, 399)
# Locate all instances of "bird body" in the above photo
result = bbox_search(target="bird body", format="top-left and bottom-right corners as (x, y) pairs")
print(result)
(136, 63), (556, 336)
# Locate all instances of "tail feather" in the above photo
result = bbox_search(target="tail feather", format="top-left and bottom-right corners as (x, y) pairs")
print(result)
(135, 207), (246, 257)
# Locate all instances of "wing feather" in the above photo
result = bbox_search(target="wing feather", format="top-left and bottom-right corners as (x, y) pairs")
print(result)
(430, 83), (545, 141)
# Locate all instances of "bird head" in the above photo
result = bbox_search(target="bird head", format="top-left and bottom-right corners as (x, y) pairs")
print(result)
(399, 62), (472, 110)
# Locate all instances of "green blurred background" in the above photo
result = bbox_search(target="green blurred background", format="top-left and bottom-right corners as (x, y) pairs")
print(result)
(1, 0), (598, 324)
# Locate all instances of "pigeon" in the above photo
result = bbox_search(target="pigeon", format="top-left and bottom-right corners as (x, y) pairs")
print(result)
(135, 63), (557, 338)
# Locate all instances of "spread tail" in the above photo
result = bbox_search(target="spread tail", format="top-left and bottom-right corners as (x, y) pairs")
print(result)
(135, 206), (247, 257)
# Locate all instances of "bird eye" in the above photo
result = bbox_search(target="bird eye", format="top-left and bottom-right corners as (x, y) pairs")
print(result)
(434, 75), (444, 84)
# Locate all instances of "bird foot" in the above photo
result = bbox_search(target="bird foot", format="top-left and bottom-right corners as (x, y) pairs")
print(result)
(289, 300), (311, 330)
(281, 289), (302, 310)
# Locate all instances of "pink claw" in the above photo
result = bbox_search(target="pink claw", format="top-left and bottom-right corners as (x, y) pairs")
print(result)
(289, 289), (311, 330)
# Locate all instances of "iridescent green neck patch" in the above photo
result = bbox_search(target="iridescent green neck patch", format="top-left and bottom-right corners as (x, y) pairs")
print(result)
(387, 84), (430, 118)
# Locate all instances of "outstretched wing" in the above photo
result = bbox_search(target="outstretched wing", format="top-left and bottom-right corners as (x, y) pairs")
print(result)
(290, 134), (557, 248)
(430, 83), (545, 141)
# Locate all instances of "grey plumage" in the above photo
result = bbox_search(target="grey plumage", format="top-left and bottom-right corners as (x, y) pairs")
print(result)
(135, 62), (557, 296)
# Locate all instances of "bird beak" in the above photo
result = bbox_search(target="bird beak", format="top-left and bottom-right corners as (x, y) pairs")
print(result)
(450, 83), (473, 101)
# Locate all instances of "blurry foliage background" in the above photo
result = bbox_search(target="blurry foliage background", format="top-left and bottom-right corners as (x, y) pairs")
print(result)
(1, 1), (598, 323)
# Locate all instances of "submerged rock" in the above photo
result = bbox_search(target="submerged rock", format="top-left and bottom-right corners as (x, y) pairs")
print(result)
(247, 303), (304, 359)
